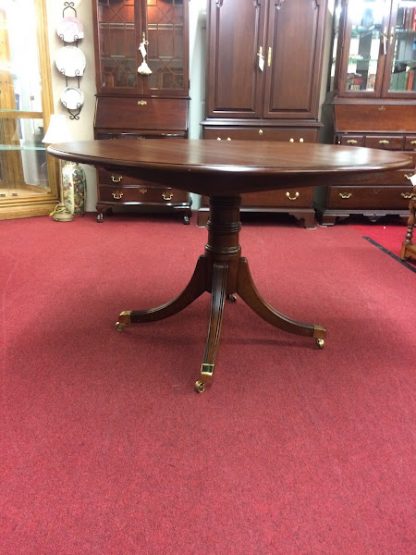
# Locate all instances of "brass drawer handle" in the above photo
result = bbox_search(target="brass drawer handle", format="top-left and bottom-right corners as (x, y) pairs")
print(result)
(346, 139), (358, 145)
(258, 129), (263, 135)
(299, 137), (304, 143)
(285, 191), (300, 201)
(410, 140), (416, 145)
(216, 137), (222, 141)
(226, 137), (232, 141)
(401, 192), (413, 199)
(339, 192), (352, 199)
(112, 190), (124, 200)
(137, 100), (148, 106)
(162, 192), (173, 201)
(138, 187), (148, 194)
(111, 175), (123, 183)
(378, 139), (390, 145)
(289, 138), (295, 143)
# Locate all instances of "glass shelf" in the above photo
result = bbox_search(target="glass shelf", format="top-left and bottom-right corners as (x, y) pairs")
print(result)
(0, 145), (45, 152)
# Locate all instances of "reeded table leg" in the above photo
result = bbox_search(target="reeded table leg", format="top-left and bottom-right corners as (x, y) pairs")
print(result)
(195, 263), (228, 393)
(115, 256), (208, 330)
(115, 194), (326, 392)
(237, 258), (326, 348)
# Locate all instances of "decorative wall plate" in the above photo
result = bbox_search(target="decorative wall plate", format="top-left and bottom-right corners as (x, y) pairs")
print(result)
(56, 16), (84, 43)
(55, 46), (86, 77)
(60, 87), (85, 110)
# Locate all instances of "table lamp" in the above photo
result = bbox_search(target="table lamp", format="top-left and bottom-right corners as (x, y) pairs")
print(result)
(43, 114), (86, 222)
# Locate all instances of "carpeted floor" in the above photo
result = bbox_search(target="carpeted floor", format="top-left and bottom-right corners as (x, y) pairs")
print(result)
(1, 214), (416, 554)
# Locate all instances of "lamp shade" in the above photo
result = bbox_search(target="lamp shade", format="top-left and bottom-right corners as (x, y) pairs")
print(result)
(42, 114), (73, 144)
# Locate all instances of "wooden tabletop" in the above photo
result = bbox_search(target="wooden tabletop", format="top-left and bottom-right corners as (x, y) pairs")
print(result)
(48, 139), (413, 196)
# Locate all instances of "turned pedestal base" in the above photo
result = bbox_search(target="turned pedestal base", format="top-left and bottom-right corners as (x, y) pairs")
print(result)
(115, 195), (326, 392)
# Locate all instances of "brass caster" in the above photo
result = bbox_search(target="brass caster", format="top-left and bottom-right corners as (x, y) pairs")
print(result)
(227, 294), (237, 303)
(114, 310), (132, 332)
(316, 338), (325, 349)
(194, 380), (206, 393)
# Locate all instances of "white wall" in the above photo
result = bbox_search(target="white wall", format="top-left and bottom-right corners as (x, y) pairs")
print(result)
(45, 0), (208, 212)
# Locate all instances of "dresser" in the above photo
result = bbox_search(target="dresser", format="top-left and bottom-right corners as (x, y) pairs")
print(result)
(92, 0), (192, 223)
(199, 0), (328, 228)
(319, 0), (416, 225)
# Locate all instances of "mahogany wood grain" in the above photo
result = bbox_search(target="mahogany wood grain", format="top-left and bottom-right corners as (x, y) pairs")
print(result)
(48, 139), (412, 197)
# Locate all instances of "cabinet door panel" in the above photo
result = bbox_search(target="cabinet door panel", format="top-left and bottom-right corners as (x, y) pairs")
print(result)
(206, 0), (266, 118)
(382, 0), (416, 97)
(264, 0), (325, 119)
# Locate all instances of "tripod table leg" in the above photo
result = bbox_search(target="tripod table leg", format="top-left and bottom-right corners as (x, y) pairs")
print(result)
(237, 258), (326, 347)
(115, 256), (208, 330)
(195, 262), (229, 393)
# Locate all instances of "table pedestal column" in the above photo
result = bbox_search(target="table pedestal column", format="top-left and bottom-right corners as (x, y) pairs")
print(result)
(115, 195), (326, 392)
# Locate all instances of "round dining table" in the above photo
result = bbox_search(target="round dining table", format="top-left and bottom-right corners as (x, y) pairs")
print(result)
(48, 139), (412, 392)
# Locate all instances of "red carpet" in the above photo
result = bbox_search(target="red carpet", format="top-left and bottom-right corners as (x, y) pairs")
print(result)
(1, 215), (416, 554)
(350, 220), (416, 268)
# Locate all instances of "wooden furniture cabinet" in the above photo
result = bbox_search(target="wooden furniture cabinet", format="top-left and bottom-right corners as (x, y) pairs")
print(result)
(92, 0), (192, 223)
(199, 0), (327, 228)
(320, 0), (416, 225)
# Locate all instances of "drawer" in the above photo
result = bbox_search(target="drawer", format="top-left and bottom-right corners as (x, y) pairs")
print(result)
(96, 131), (187, 139)
(365, 135), (404, 150)
(203, 127), (318, 143)
(95, 96), (189, 132)
(405, 135), (416, 150)
(241, 187), (315, 208)
(337, 135), (365, 147)
(98, 168), (139, 187)
(333, 168), (413, 186)
(98, 185), (189, 205)
(327, 186), (411, 209)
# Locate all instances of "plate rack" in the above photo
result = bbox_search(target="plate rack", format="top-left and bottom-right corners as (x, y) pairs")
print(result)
(55, 1), (85, 119)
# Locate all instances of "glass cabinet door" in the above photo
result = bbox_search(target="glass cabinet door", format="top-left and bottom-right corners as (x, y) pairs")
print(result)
(96, 0), (137, 90)
(144, 0), (188, 96)
(340, 0), (390, 94)
(0, 0), (58, 218)
(383, 0), (416, 94)
(95, 0), (188, 96)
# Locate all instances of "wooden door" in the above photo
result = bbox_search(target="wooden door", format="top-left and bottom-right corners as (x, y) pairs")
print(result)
(205, 0), (267, 119)
(263, 0), (326, 119)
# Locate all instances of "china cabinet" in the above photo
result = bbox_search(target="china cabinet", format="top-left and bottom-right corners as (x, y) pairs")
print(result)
(0, 0), (59, 220)
(92, 0), (192, 223)
(199, 0), (327, 228)
(319, 0), (416, 225)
